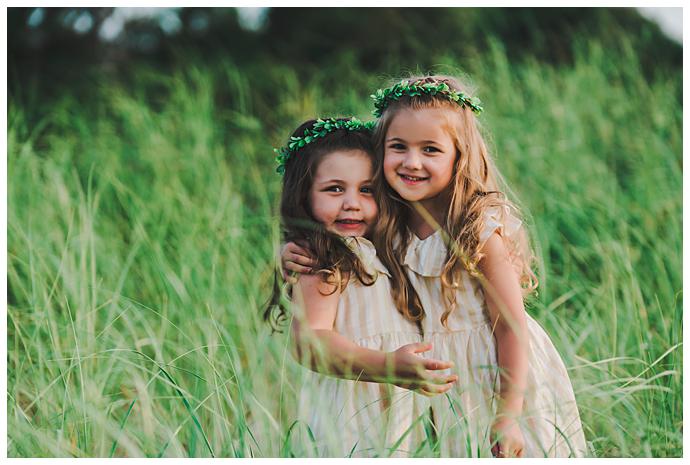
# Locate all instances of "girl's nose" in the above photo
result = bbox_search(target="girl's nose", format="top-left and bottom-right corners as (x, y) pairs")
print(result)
(402, 151), (422, 170)
(342, 192), (361, 210)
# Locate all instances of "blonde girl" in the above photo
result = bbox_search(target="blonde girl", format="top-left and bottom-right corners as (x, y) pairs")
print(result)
(283, 78), (587, 457)
(265, 117), (457, 457)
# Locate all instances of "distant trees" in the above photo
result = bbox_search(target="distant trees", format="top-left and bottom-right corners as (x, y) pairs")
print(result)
(8, 7), (681, 102)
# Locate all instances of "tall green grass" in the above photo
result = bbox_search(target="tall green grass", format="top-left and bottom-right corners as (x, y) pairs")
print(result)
(7, 39), (681, 457)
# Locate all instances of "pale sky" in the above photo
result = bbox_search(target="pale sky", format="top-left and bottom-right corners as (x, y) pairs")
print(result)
(637, 7), (682, 43)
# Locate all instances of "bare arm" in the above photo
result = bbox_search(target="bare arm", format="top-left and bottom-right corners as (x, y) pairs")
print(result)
(478, 233), (528, 457)
(292, 272), (457, 395)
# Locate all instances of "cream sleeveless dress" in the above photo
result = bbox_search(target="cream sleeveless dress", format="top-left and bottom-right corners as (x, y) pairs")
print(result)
(296, 237), (430, 457)
(403, 206), (587, 457)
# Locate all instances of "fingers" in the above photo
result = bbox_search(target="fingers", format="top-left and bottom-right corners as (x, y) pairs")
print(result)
(491, 442), (522, 458)
(281, 252), (315, 277)
(283, 242), (317, 265)
(418, 381), (454, 397)
(423, 383), (453, 395)
(408, 343), (454, 371)
(491, 444), (500, 458)
(425, 373), (458, 386)
(396, 375), (455, 395)
(410, 342), (432, 354)
(394, 342), (431, 355)
(292, 240), (312, 254)
(422, 357), (454, 371)
(417, 374), (457, 396)
(281, 241), (306, 257)
(280, 242), (317, 278)
(492, 444), (508, 458)
(286, 251), (317, 268)
(284, 260), (312, 275)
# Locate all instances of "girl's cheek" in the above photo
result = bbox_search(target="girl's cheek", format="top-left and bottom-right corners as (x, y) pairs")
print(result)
(369, 199), (379, 219)
(382, 155), (397, 185)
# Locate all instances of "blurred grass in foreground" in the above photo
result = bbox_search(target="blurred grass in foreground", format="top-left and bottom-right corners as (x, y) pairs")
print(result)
(7, 38), (681, 457)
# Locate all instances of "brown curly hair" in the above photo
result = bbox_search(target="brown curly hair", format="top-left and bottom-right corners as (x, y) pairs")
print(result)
(263, 118), (379, 331)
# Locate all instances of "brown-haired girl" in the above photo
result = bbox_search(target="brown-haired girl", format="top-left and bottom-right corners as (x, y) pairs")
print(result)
(283, 80), (587, 457)
(265, 117), (457, 457)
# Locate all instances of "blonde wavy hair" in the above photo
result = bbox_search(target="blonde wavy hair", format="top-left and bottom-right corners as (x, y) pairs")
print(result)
(372, 75), (538, 328)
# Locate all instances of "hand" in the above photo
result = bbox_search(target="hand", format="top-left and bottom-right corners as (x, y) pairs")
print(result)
(388, 342), (458, 397)
(280, 241), (317, 282)
(490, 416), (524, 458)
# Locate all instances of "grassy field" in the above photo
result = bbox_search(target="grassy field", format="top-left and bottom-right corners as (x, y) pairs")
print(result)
(7, 38), (682, 457)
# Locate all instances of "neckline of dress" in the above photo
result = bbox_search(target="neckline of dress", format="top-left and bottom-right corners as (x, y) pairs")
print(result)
(344, 236), (375, 248)
(409, 227), (443, 245)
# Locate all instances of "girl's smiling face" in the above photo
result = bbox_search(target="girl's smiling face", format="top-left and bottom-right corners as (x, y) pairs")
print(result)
(309, 149), (378, 237)
(383, 107), (456, 210)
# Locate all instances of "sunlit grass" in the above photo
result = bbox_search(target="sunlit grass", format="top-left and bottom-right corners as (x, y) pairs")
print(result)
(7, 38), (681, 457)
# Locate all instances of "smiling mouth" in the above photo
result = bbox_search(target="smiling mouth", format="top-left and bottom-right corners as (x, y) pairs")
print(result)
(335, 219), (365, 230)
(336, 219), (364, 225)
(399, 174), (429, 182)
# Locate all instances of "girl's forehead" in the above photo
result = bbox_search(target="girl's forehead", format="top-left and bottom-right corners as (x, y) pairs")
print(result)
(314, 149), (373, 175)
(386, 107), (455, 139)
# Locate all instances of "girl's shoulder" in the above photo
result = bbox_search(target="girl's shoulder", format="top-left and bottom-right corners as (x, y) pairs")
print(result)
(479, 205), (523, 244)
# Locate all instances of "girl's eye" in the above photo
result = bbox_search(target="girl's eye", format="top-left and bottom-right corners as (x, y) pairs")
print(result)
(423, 146), (441, 154)
(325, 185), (344, 193)
(360, 186), (374, 194)
(388, 143), (406, 151)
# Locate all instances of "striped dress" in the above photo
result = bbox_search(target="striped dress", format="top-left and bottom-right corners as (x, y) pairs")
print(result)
(404, 206), (587, 457)
(297, 237), (430, 457)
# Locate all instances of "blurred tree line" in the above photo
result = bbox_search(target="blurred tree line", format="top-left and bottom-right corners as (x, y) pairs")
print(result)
(8, 7), (681, 111)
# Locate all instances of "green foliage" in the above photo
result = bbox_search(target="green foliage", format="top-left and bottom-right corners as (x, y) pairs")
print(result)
(274, 117), (375, 174)
(7, 35), (681, 457)
(371, 79), (483, 117)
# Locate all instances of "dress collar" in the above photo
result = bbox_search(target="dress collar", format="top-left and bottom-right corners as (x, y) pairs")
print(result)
(401, 205), (523, 277)
(402, 229), (447, 277)
(343, 236), (392, 278)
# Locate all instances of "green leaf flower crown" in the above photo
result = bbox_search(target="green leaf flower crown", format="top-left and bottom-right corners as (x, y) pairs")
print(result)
(371, 79), (483, 118)
(275, 117), (375, 174)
